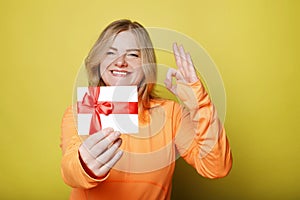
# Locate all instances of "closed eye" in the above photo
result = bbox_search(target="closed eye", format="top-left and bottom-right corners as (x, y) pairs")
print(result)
(126, 50), (140, 58)
(127, 53), (139, 57)
(106, 51), (116, 55)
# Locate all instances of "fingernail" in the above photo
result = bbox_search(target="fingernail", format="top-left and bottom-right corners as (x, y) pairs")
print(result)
(107, 127), (114, 132)
(114, 131), (121, 137)
(103, 127), (113, 132)
(103, 128), (113, 136)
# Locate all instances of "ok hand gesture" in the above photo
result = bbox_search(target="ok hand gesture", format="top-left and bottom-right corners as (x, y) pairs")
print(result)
(164, 43), (199, 95)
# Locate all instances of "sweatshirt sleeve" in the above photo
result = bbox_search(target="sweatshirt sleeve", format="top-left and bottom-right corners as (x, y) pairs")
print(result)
(173, 80), (232, 179)
(60, 106), (109, 189)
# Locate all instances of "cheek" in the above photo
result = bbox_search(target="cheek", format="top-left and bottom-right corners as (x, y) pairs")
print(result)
(101, 57), (115, 71)
(99, 64), (106, 75)
(99, 64), (111, 84)
(99, 61), (111, 75)
(132, 60), (142, 69)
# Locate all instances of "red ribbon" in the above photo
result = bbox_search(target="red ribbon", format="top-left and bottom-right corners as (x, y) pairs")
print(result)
(77, 87), (138, 135)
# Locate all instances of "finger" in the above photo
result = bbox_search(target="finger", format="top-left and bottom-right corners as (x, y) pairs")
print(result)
(83, 128), (114, 149)
(167, 68), (185, 81)
(78, 143), (92, 164)
(179, 45), (189, 76)
(186, 52), (199, 83)
(173, 43), (182, 69)
(164, 68), (175, 91)
(164, 80), (175, 94)
(164, 68), (176, 89)
(168, 85), (177, 95)
(186, 52), (196, 72)
(165, 68), (188, 95)
(96, 150), (123, 177)
(95, 138), (122, 168)
(164, 68), (178, 91)
(179, 67), (186, 79)
(186, 52), (192, 64)
(89, 131), (121, 158)
(164, 68), (186, 92)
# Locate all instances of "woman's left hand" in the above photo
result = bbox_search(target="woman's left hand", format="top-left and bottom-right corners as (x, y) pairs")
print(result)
(164, 43), (199, 95)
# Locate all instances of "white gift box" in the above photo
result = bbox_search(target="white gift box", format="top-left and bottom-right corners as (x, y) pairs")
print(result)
(77, 86), (138, 135)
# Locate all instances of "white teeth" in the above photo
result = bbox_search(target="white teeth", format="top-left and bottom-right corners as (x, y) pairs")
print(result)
(112, 71), (127, 75)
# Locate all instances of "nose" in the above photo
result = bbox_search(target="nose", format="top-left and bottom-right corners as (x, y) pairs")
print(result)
(114, 54), (128, 68)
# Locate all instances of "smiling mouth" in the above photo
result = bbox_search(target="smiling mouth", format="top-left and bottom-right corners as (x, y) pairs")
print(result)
(111, 70), (129, 77)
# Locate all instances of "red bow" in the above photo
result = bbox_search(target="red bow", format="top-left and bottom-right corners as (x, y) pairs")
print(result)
(77, 87), (138, 135)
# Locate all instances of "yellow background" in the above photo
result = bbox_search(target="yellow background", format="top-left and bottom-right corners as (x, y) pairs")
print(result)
(0, 0), (299, 199)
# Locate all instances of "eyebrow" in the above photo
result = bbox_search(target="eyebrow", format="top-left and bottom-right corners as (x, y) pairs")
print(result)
(109, 47), (140, 52)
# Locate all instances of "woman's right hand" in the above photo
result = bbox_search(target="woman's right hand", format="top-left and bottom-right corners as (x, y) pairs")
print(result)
(78, 128), (123, 178)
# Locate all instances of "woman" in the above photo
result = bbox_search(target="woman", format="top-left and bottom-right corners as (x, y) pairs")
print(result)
(61, 19), (232, 200)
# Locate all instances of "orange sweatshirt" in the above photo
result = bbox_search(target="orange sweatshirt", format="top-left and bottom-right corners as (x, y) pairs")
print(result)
(60, 80), (232, 200)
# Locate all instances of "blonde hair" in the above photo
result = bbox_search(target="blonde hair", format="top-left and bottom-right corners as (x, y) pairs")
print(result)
(85, 19), (157, 117)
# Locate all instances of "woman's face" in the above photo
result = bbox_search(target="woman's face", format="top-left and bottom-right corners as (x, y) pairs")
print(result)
(100, 31), (144, 86)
